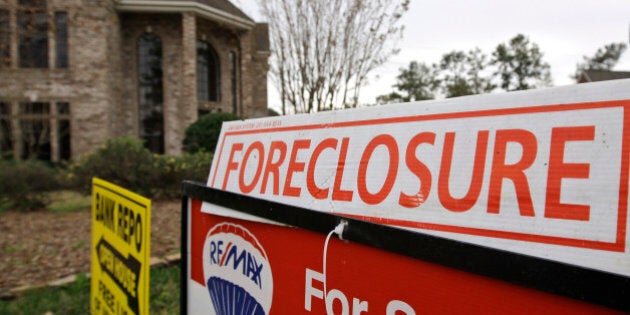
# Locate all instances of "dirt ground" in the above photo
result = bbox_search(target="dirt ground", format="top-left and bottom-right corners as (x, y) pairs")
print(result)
(0, 200), (182, 292)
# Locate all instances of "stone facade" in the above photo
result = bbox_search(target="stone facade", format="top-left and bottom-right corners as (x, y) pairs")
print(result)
(0, 0), (269, 160)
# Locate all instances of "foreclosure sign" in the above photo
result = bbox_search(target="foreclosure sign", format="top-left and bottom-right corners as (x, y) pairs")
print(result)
(205, 80), (630, 277)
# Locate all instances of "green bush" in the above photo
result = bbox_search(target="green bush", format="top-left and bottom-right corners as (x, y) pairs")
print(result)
(67, 137), (155, 196)
(183, 112), (240, 153)
(150, 151), (213, 198)
(67, 137), (213, 198)
(0, 159), (61, 211)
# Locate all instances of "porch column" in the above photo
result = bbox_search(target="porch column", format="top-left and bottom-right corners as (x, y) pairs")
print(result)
(180, 12), (197, 151)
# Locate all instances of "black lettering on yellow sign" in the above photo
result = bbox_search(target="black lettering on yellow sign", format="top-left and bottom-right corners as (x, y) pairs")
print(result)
(97, 237), (141, 314)
(99, 279), (116, 312)
(117, 204), (143, 253)
(95, 192), (116, 234)
(95, 191), (144, 253)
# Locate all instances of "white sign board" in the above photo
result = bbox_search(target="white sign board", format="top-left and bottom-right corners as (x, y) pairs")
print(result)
(205, 79), (630, 277)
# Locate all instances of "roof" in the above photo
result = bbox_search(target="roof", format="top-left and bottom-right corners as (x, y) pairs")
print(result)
(115, 0), (256, 30)
(193, 0), (251, 22)
(578, 69), (630, 83)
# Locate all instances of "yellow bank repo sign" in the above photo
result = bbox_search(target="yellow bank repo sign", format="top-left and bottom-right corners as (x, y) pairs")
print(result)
(91, 178), (150, 315)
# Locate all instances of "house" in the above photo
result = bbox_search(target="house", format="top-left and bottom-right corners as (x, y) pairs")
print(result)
(0, 0), (269, 161)
(577, 69), (630, 83)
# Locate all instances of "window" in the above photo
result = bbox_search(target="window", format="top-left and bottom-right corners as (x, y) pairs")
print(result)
(18, 0), (49, 68)
(137, 33), (164, 154)
(0, 102), (12, 158)
(56, 102), (71, 160)
(3, 0), (68, 69)
(229, 51), (237, 114)
(196, 40), (220, 102)
(0, 101), (71, 161)
(55, 12), (68, 68)
(0, 10), (10, 68)
(19, 102), (50, 159)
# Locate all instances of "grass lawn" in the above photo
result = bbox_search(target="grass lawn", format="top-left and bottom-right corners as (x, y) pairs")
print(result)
(0, 265), (180, 315)
(46, 190), (92, 214)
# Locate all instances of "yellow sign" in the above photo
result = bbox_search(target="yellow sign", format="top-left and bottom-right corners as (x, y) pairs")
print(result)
(91, 178), (150, 315)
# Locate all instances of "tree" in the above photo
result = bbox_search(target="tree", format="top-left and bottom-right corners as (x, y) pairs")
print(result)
(259, 0), (409, 114)
(377, 49), (494, 104)
(438, 48), (495, 98)
(375, 91), (406, 105)
(376, 61), (438, 104)
(491, 34), (551, 91)
(572, 42), (627, 81)
(376, 34), (552, 104)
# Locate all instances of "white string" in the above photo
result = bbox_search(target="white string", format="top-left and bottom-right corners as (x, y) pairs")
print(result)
(323, 221), (347, 314)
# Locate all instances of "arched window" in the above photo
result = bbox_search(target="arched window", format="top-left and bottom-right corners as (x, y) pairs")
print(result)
(196, 40), (220, 102)
(137, 33), (164, 153)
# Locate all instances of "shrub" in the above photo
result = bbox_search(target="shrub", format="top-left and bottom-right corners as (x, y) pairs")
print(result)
(183, 112), (240, 153)
(67, 137), (213, 198)
(151, 151), (213, 198)
(67, 137), (155, 196)
(0, 159), (61, 211)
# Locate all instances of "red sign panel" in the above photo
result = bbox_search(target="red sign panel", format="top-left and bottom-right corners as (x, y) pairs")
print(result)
(186, 198), (622, 314)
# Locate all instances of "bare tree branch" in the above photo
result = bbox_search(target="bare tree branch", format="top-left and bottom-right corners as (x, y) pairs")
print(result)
(260, 0), (409, 113)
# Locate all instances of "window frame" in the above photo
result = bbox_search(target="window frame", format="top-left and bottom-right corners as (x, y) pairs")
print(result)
(54, 11), (68, 68)
(196, 40), (221, 102)
(0, 9), (10, 68)
(17, 0), (49, 68)
(0, 101), (71, 161)
(137, 32), (165, 154)
(2, 0), (69, 69)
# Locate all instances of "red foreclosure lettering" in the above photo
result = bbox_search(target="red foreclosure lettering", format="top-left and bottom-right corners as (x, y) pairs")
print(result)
(399, 132), (435, 208)
(332, 138), (353, 201)
(307, 138), (338, 199)
(544, 126), (594, 221)
(222, 142), (244, 190)
(358, 134), (399, 205)
(239, 141), (264, 193)
(221, 123), (600, 226)
(487, 129), (537, 216)
(283, 139), (311, 197)
(260, 141), (288, 195)
(439, 131), (489, 212)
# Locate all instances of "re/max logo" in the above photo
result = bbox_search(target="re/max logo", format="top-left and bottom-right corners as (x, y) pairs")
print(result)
(209, 240), (264, 288)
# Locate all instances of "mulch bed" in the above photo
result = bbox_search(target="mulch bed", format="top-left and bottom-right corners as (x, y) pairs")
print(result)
(0, 200), (182, 293)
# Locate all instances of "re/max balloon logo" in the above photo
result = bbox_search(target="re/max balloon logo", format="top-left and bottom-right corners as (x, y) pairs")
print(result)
(203, 223), (273, 315)
(208, 240), (264, 289)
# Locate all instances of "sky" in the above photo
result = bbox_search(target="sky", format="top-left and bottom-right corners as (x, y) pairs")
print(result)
(232, 0), (630, 110)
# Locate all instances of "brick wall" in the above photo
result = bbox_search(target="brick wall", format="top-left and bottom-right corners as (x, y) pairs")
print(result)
(0, 0), (269, 159)
(0, 0), (121, 158)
